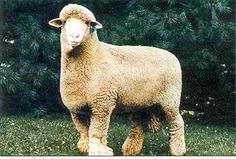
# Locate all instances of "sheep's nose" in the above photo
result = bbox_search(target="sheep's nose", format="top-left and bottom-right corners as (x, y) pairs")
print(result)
(70, 34), (80, 38)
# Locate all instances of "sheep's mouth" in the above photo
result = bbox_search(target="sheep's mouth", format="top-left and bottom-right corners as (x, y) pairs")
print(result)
(71, 41), (80, 48)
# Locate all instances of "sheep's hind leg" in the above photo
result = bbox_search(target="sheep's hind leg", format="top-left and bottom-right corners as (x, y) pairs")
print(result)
(160, 97), (186, 155)
(88, 100), (115, 156)
(71, 111), (89, 154)
(122, 114), (144, 156)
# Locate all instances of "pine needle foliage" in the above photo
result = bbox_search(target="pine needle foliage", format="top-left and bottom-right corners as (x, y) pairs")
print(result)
(0, 0), (234, 120)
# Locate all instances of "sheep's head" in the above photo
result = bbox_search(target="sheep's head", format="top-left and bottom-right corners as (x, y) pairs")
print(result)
(48, 4), (102, 48)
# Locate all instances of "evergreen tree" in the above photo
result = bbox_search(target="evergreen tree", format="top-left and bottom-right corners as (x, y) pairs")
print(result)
(1, 0), (63, 115)
(0, 0), (234, 120)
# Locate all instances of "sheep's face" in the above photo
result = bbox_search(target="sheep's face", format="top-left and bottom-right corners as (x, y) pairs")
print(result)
(64, 18), (87, 48)
(49, 17), (102, 48)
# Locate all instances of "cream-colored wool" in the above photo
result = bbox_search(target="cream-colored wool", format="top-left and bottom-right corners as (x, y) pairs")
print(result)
(49, 3), (186, 156)
(59, 4), (96, 22)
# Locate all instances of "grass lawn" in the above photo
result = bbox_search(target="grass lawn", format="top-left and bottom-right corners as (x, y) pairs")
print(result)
(0, 114), (235, 156)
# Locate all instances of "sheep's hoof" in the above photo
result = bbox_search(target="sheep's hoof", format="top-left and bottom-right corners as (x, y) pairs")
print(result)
(170, 148), (186, 156)
(122, 136), (143, 156)
(169, 144), (186, 156)
(89, 143), (113, 156)
(77, 138), (89, 154)
(169, 137), (186, 156)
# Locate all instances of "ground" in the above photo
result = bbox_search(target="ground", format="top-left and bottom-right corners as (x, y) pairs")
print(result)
(0, 114), (235, 156)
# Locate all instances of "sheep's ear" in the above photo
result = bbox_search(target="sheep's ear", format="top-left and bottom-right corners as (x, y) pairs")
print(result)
(90, 21), (103, 29)
(48, 18), (63, 28)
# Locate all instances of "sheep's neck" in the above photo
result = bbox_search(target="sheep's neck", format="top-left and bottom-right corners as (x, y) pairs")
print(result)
(60, 33), (100, 107)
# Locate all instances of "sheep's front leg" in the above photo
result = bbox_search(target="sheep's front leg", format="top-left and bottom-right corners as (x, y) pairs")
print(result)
(122, 114), (144, 156)
(71, 112), (89, 154)
(88, 101), (115, 156)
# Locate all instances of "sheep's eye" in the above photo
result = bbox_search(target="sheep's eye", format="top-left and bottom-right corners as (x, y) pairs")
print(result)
(62, 20), (66, 25)
(85, 21), (90, 26)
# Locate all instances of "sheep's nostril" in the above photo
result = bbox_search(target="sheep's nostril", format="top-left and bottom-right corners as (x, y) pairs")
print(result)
(69, 34), (80, 38)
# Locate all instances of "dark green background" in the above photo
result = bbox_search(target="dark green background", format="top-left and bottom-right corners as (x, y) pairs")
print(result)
(0, 0), (235, 122)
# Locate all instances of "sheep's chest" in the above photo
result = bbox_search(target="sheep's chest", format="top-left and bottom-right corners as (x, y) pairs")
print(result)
(60, 70), (87, 110)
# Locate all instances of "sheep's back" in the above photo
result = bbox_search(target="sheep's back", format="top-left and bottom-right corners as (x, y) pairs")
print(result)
(99, 43), (181, 108)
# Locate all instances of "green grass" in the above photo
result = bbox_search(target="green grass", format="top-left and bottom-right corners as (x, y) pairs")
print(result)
(0, 114), (235, 156)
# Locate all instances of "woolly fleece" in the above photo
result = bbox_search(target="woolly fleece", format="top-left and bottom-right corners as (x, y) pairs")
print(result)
(49, 3), (186, 156)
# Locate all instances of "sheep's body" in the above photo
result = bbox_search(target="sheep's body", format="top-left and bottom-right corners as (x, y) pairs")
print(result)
(61, 41), (181, 112)
(49, 3), (186, 156)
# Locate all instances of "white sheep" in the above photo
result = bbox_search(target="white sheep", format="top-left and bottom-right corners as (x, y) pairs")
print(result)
(49, 3), (186, 156)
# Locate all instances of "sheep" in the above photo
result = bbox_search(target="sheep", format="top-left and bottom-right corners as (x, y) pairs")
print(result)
(48, 3), (186, 156)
